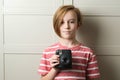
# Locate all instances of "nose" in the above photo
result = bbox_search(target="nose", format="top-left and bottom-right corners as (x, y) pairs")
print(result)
(64, 22), (69, 29)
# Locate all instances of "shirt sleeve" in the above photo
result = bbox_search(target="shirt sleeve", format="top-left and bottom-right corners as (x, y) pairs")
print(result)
(86, 51), (100, 79)
(38, 51), (51, 76)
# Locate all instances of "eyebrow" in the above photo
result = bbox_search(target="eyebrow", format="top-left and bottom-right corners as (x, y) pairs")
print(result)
(68, 19), (77, 21)
(62, 18), (77, 21)
(70, 19), (76, 20)
(64, 18), (76, 21)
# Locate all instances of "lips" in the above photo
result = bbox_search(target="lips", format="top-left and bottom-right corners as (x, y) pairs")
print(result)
(63, 31), (70, 33)
(62, 31), (71, 34)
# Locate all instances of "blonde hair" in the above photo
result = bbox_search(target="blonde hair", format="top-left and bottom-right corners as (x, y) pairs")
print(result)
(53, 5), (82, 37)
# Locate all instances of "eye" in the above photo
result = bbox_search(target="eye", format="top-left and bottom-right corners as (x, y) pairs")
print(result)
(70, 20), (75, 23)
(71, 21), (75, 23)
(60, 21), (64, 24)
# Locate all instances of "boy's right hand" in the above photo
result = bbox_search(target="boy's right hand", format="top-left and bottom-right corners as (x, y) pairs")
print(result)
(49, 55), (59, 68)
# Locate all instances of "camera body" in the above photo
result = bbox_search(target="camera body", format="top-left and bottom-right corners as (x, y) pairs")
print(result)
(55, 49), (72, 69)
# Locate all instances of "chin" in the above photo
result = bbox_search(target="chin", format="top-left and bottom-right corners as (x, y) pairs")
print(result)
(61, 36), (72, 39)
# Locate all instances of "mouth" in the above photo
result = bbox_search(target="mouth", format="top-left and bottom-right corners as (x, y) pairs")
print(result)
(62, 31), (71, 34)
(63, 31), (70, 32)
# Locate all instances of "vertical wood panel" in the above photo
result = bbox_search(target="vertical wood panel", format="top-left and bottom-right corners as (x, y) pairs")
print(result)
(4, 0), (63, 15)
(64, 0), (73, 5)
(0, 14), (4, 80)
(0, 0), (4, 79)
(5, 54), (41, 80)
(74, 0), (120, 15)
(0, 0), (4, 78)
(98, 56), (120, 80)
(4, 15), (54, 45)
(4, 15), (57, 53)
(77, 17), (120, 55)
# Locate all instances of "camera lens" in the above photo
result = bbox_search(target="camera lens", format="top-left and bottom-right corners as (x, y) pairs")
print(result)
(62, 57), (67, 63)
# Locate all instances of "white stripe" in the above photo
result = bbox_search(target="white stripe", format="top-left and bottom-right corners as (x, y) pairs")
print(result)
(89, 61), (97, 64)
(72, 63), (86, 66)
(72, 56), (88, 60)
(61, 69), (85, 73)
(87, 67), (98, 70)
(88, 73), (100, 76)
(41, 58), (50, 61)
(72, 50), (93, 54)
(38, 69), (48, 73)
(40, 62), (86, 67)
(42, 56), (88, 61)
(43, 51), (55, 54)
(39, 64), (51, 67)
(55, 76), (85, 79)
(43, 50), (92, 54)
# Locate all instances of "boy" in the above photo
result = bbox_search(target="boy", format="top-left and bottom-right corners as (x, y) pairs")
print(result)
(38, 5), (100, 80)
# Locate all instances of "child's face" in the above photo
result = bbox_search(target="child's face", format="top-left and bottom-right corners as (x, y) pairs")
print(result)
(60, 11), (79, 39)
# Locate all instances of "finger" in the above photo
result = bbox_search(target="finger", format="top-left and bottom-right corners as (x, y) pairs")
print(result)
(51, 61), (59, 67)
(52, 55), (59, 59)
(50, 55), (59, 61)
(51, 60), (59, 64)
(50, 59), (59, 67)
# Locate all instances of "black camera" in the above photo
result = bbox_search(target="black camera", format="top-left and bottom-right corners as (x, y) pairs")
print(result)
(55, 49), (72, 69)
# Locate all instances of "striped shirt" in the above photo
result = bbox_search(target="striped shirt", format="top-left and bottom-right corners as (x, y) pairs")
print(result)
(38, 42), (100, 80)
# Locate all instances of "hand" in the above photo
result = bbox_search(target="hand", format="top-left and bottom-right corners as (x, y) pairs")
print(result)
(49, 55), (59, 68)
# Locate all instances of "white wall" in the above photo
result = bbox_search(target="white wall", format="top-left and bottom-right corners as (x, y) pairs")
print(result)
(0, 0), (120, 80)
(0, 0), (4, 80)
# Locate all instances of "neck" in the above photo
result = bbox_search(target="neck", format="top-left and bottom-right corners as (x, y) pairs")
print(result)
(59, 38), (79, 48)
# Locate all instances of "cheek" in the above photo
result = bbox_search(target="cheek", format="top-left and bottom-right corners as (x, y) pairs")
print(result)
(72, 26), (78, 31)
(59, 26), (64, 31)
(59, 27), (62, 32)
(59, 27), (63, 35)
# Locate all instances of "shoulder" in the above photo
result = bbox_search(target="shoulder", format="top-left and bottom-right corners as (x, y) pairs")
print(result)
(79, 43), (94, 54)
(80, 43), (93, 51)
(43, 42), (59, 52)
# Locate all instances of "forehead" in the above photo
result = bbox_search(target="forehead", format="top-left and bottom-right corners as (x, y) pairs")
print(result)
(63, 11), (77, 20)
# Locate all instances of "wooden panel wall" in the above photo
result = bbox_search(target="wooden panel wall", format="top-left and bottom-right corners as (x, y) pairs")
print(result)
(0, 0), (120, 80)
